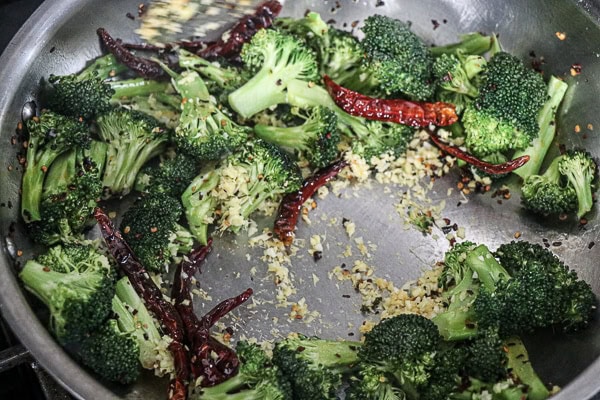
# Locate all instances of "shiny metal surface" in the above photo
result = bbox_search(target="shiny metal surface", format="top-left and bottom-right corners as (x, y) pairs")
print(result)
(0, 1), (599, 399)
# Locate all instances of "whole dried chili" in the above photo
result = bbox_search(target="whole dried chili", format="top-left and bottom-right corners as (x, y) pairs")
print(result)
(428, 133), (530, 174)
(198, 0), (282, 61)
(93, 207), (189, 400)
(97, 28), (165, 79)
(171, 239), (253, 386)
(323, 75), (458, 128)
(274, 159), (348, 246)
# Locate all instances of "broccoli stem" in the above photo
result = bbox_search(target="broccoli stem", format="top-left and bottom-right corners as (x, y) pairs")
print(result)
(80, 54), (129, 80)
(430, 33), (493, 57)
(512, 76), (569, 179)
(182, 169), (220, 245)
(110, 78), (171, 100)
(253, 124), (310, 150)
(465, 245), (510, 291)
(287, 79), (369, 138)
(42, 149), (76, 198)
(505, 337), (550, 400)
(228, 67), (289, 118)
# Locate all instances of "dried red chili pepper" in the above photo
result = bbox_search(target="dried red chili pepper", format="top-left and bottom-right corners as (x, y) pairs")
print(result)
(97, 28), (165, 79)
(93, 207), (189, 400)
(428, 133), (530, 174)
(274, 160), (348, 246)
(172, 239), (253, 386)
(198, 0), (282, 61)
(323, 75), (458, 128)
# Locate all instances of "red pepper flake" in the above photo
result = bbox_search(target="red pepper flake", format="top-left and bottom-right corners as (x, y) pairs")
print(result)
(431, 19), (440, 30)
(570, 63), (582, 76)
(16, 250), (23, 257)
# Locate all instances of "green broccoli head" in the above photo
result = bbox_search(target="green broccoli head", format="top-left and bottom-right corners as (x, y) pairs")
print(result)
(254, 105), (341, 169)
(351, 121), (416, 162)
(463, 328), (508, 383)
(27, 148), (102, 246)
(521, 156), (578, 216)
(494, 241), (597, 333)
(120, 192), (193, 273)
(175, 96), (250, 161)
(345, 365), (406, 400)
(462, 52), (547, 157)
(96, 109), (169, 198)
(228, 28), (319, 118)
(79, 318), (141, 384)
(438, 241), (478, 291)
(19, 243), (115, 343)
(432, 53), (479, 98)
(135, 152), (199, 198)
(46, 54), (125, 120)
(226, 139), (303, 218)
(361, 15), (435, 100)
(80, 276), (176, 384)
(273, 335), (360, 400)
(21, 111), (91, 222)
(557, 150), (598, 218)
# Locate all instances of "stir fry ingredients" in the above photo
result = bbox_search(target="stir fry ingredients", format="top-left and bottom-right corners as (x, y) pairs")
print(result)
(13, 2), (598, 400)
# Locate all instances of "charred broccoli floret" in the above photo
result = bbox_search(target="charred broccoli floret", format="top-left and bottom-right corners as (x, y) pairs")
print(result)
(27, 145), (103, 245)
(120, 192), (193, 273)
(21, 111), (91, 222)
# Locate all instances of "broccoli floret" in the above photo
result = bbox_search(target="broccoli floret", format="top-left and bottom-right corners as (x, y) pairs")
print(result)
(120, 192), (193, 273)
(273, 335), (360, 400)
(80, 277), (174, 384)
(183, 139), (303, 243)
(196, 341), (292, 400)
(276, 12), (375, 94)
(432, 52), (485, 115)
(433, 243), (509, 341)
(96, 109), (170, 198)
(463, 329), (508, 383)
(359, 314), (442, 399)
(254, 106), (341, 169)
(512, 76), (569, 179)
(228, 28), (319, 118)
(26, 146), (103, 245)
(18, 243), (114, 343)
(135, 152), (199, 198)
(47, 54), (171, 120)
(285, 79), (415, 161)
(433, 240), (596, 340)
(462, 52), (547, 157)
(494, 241), (596, 332)
(360, 15), (434, 100)
(178, 50), (249, 101)
(557, 150), (597, 218)
(521, 156), (577, 216)
(21, 111), (91, 222)
(164, 66), (250, 161)
(346, 365), (406, 400)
